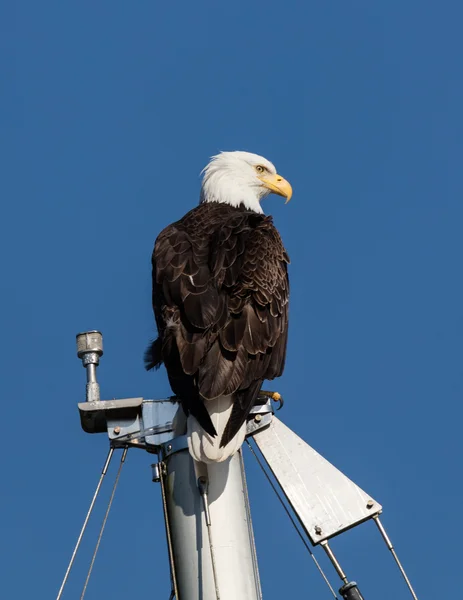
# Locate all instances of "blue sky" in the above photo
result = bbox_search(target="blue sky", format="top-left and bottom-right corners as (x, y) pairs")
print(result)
(2, 1), (462, 598)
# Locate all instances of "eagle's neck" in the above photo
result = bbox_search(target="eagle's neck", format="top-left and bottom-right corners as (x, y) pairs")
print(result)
(199, 178), (264, 214)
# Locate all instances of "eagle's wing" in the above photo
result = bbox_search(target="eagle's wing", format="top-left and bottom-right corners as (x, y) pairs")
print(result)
(207, 212), (289, 444)
(146, 205), (289, 446)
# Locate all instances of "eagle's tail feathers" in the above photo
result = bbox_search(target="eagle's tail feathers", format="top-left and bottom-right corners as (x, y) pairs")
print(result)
(220, 381), (262, 448)
(187, 395), (246, 463)
(188, 397), (218, 438)
(144, 338), (163, 371)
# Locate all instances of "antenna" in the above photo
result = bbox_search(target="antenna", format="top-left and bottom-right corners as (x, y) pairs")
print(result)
(76, 330), (103, 402)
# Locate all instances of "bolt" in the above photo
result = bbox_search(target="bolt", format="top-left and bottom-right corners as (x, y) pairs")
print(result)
(167, 444), (172, 452)
(113, 426), (121, 435)
(366, 500), (374, 509)
(314, 525), (322, 535)
(254, 414), (262, 422)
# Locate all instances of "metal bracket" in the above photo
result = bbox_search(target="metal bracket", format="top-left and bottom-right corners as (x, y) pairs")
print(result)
(159, 435), (189, 460)
(252, 416), (382, 545)
(78, 397), (180, 452)
(78, 398), (143, 434)
(79, 393), (275, 453)
(246, 399), (274, 436)
(249, 399), (274, 414)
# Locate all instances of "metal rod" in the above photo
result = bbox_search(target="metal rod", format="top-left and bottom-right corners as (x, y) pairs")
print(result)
(239, 451), (263, 600)
(159, 461), (179, 600)
(198, 476), (212, 525)
(320, 541), (348, 585)
(373, 516), (419, 600)
(198, 475), (221, 600)
(246, 440), (339, 599)
(80, 447), (128, 600)
(205, 522), (221, 600)
(86, 363), (97, 384)
(55, 447), (114, 600)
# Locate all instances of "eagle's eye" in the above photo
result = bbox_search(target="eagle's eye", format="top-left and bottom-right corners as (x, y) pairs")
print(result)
(255, 165), (266, 174)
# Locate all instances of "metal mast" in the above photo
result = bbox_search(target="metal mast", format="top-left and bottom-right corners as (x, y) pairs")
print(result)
(158, 449), (261, 599)
(56, 330), (420, 600)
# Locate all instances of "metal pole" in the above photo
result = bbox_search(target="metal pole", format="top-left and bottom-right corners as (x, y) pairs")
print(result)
(373, 516), (419, 600)
(158, 461), (179, 600)
(320, 541), (348, 584)
(320, 541), (366, 600)
(162, 448), (261, 600)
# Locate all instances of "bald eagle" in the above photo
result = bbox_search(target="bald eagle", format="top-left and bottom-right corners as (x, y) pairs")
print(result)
(145, 151), (291, 463)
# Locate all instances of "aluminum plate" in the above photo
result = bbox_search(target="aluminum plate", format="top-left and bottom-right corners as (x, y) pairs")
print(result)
(253, 417), (382, 544)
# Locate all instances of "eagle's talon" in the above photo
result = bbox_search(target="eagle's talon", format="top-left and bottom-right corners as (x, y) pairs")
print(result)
(272, 392), (284, 411)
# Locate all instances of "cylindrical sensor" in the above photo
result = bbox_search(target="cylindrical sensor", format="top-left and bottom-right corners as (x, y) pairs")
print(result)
(76, 331), (103, 402)
(76, 330), (103, 358)
(151, 463), (161, 483)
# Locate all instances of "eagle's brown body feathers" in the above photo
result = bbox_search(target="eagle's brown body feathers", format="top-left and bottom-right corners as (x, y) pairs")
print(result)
(145, 202), (289, 449)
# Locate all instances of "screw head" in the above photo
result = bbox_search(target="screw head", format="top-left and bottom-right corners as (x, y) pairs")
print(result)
(314, 525), (322, 535)
(366, 500), (374, 509)
(113, 426), (121, 435)
(254, 414), (262, 422)
(167, 444), (172, 452)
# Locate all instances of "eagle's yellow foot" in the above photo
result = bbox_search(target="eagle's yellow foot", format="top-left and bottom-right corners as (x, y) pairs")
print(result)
(259, 390), (284, 410)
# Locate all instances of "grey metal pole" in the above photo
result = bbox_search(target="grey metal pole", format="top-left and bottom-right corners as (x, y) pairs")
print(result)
(373, 516), (419, 600)
(162, 448), (262, 600)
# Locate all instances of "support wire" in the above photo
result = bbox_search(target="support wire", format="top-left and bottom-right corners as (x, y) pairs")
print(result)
(56, 447), (115, 600)
(373, 515), (419, 600)
(245, 440), (339, 599)
(198, 476), (221, 600)
(159, 461), (179, 600)
(239, 450), (263, 600)
(80, 447), (128, 600)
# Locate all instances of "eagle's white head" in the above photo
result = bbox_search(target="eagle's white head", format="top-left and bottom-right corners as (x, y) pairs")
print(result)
(200, 151), (292, 214)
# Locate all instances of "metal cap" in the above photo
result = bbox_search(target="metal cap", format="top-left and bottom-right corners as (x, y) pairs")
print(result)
(151, 463), (161, 483)
(76, 330), (104, 358)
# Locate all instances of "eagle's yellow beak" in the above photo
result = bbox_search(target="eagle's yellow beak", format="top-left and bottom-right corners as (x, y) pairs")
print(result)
(258, 173), (293, 203)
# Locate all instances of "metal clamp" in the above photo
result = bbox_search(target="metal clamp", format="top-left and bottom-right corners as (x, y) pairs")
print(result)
(247, 399), (274, 437)
(159, 435), (189, 460)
